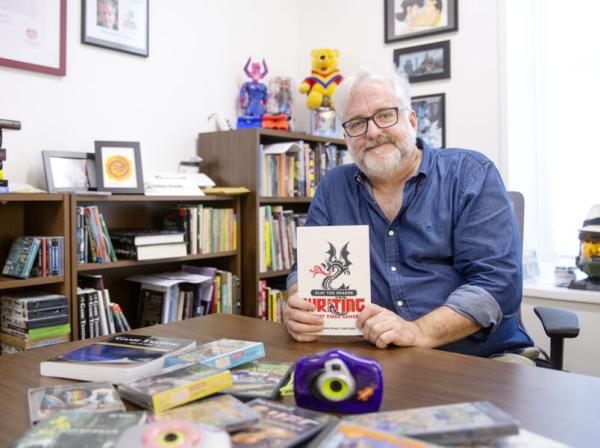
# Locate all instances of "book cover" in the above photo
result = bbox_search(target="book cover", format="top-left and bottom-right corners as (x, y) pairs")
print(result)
(297, 225), (371, 335)
(14, 411), (147, 448)
(28, 382), (126, 425)
(152, 394), (261, 433)
(118, 363), (233, 412)
(0, 292), (67, 310)
(230, 398), (335, 448)
(110, 229), (185, 246)
(40, 334), (195, 383)
(165, 338), (265, 369)
(344, 401), (520, 445)
(220, 360), (293, 400)
(2, 237), (41, 278)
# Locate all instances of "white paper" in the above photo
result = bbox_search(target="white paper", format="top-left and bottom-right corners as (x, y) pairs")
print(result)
(126, 275), (182, 288)
(144, 172), (215, 196)
(158, 271), (211, 284)
(262, 141), (303, 154)
(297, 225), (371, 336)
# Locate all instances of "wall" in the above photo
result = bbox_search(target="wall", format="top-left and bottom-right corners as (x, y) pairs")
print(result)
(0, 0), (299, 188)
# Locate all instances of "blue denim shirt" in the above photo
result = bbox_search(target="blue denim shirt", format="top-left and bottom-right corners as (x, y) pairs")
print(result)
(288, 140), (532, 357)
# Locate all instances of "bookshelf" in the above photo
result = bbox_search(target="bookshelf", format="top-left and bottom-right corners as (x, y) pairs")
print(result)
(197, 128), (347, 318)
(69, 194), (242, 340)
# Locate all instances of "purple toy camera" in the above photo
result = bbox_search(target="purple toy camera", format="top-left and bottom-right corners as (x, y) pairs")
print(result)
(294, 349), (383, 414)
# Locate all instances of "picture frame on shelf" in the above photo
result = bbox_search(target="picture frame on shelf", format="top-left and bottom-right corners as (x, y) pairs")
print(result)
(384, 0), (458, 43)
(394, 40), (450, 83)
(81, 0), (149, 57)
(42, 151), (97, 193)
(0, 0), (67, 76)
(311, 107), (339, 138)
(411, 93), (446, 149)
(94, 141), (144, 194)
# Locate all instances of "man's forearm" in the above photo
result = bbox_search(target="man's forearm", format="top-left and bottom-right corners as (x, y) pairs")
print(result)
(414, 306), (481, 348)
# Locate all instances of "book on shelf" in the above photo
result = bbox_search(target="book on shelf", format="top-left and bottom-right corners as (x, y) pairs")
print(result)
(2, 236), (41, 278)
(40, 334), (196, 383)
(220, 360), (293, 401)
(112, 241), (188, 261)
(29, 236), (65, 277)
(258, 281), (287, 322)
(165, 339), (265, 369)
(152, 394), (261, 432)
(118, 362), (233, 412)
(182, 264), (217, 315)
(78, 274), (116, 337)
(78, 206), (117, 263)
(109, 229), (185, 246)
(230, 398), (336, 448)
(1, 322), (70, 343)
(28, 382), (126, 425)
(344, 401), (520, 446)
(259, 206), (303, 273)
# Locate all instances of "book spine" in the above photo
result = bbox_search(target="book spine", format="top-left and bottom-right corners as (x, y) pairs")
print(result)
(78, 292), (87, 340)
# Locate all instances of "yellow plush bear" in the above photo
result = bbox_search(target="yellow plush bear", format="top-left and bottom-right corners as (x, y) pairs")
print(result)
(299, 49), (343, 110)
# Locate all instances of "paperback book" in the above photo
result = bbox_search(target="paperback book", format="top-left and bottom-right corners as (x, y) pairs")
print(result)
(28, 382), (126, 425)
(2, 236), (41, 278)
(165, 338), (265, 369)
(40, 334), (196, 383)
(230, 398), (335, 447)
(344, 401), (520, 445)
(220, 360), (293, 400)
(118, 362), (233, 412)
(297, 225), (371, 335)
(152, 394), (261, 432)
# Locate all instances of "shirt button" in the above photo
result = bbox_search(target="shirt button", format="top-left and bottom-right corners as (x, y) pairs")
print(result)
(397, 300), (403, 307)
(390, 266), (397, 272)
(388, 230), (394, 236)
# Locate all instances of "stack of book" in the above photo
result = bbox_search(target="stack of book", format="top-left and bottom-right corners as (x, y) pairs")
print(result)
(75, 206), (117, 264)
(258, 280), (286, 322)
(109, 229), (187, 261)
(0, 292), (70, 354)
(259, 206), (306, 273)
(2, 236), (64, 279)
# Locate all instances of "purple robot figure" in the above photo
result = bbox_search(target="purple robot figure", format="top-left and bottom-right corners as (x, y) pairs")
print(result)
(238, 58), (269, 128)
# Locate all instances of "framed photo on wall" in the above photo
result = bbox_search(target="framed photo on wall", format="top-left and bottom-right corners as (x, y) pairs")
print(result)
(42, 151), (97, 193)
(94, 141), (144, 194)
(412, 93), (446, 149)
(385, 0), (458, 43)
(394, 40), (450, 83)
(82, 0), (149, 56)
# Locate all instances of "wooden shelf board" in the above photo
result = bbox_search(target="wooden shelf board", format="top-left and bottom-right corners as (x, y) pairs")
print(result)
(259, 270), (291, 279)
(77, 250), (238, 272)
(0, 194), (64, 202)
(0, 275), (65, 290)
(72, 194), (235, 203)
(259, 197), (312, 204)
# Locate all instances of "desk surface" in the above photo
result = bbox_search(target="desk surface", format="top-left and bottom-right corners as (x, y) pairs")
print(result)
(1, 314), (599, 447)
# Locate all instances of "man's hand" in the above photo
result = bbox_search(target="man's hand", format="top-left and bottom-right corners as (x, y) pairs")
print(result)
(357, 304), (425, 348)
(283, 284), (324, 342)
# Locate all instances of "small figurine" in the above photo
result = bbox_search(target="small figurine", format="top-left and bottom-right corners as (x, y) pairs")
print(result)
(299, 49), (343, 110)
(237, 58), (268, 129)
(571, 205), (600, 290)
(263, 76), (293, 131)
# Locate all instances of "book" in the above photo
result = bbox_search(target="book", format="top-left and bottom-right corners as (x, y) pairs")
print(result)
(113, 241), (187, 261)
(2, 236), (41, 278)
(28, 381), (126, 425)
(14, 411), (148, 448)
(118, 362), (233, 412)
(344, 401), (520, 445)
(40, 334), (196, 383)
(0, 292), (67, 310)
(152, 394), (261, 432)
(229, 398), (335, 448)
(297, 225), (371, 335)
(165, 338), (265, 369)
(220, 360), (293, 400)
(110, 229), (185, 246)
(309, 421), (436, 448)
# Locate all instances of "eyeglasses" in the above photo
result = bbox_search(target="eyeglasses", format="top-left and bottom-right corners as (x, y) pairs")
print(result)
(341, 107), (407, 137)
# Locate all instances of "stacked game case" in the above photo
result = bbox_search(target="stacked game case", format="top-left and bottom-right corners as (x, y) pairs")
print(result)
(28, 382), (126, 425)
(220, 360), (293, 400)
(165, 338), (265, 369)
(118, 362), (233, 412)
(0, 292), (70, 353)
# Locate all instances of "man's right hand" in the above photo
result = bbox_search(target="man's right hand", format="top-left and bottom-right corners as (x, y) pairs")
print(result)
(283, 284), (324, 342)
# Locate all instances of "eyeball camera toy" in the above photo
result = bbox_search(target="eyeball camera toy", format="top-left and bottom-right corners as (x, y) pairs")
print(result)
(115, 419), (230, 448)
(294, 349), (383, 414)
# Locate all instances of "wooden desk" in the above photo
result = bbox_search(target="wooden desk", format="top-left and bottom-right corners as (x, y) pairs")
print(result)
(1, 314), (599, 447)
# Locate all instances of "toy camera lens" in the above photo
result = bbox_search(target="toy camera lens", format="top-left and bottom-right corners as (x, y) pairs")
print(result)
(158, 430), (184, 446)
(320, 377), (350, 400)
(330, 380), (343, 392)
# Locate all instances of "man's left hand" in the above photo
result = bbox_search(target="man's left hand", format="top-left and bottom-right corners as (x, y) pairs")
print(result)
(357, 304), (425, 348)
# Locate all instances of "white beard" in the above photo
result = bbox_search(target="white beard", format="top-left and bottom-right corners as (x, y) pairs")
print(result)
(351, 128), (417, 179)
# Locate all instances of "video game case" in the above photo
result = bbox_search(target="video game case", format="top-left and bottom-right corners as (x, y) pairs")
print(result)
(0, 331), (70, 350)
(165, 339), (265, 369)
(1, 322), (70, 341)
(28, 382), (126, 425)
(2, 236), (41, 278)
(1, 312), (69, 330)
(1, 304), (68, 320)
(220, 360), (293, 400)
(0, 292), (67, 310)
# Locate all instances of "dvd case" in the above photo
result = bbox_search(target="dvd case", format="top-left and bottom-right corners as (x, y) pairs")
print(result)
(165, 339), (265, 369)
(220, 360), (293, 400)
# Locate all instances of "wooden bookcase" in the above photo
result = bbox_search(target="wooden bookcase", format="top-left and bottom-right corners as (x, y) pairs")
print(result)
(69, 194), (242, 340)
(197, 129), (346, 317)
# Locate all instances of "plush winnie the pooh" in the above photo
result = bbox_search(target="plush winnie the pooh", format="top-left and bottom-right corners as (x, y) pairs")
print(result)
(299, 48), (343, 110)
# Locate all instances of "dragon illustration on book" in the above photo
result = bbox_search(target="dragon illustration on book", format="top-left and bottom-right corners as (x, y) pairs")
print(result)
(309, 241), (352, 291)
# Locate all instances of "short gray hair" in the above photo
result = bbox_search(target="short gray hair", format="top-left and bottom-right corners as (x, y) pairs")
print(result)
(334, 66), (411, 122)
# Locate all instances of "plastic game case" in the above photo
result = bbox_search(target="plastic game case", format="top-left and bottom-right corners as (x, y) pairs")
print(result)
(220, 360), (293, 400)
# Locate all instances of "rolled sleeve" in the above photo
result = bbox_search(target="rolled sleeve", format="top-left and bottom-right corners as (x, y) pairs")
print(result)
(444, 284), (503, 330)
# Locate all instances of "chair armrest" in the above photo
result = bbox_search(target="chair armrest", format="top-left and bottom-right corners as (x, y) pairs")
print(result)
(533, 306), (580, 339)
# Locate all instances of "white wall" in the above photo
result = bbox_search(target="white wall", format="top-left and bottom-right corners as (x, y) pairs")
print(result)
(0, 0), (299, 188)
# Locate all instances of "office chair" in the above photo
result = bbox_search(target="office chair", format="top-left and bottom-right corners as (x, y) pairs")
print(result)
(508, 191), (581, 370)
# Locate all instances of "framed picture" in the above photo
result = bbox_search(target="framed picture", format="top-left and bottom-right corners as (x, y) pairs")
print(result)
(81, 0), (149, 57)
(42, 151), (97, 193)
(0, 0), (67, 76)
(311, 108), (339, 138)
(385, 0), (458, 43)
(394, 40), (450, 83)
(94, 141), (144, 194)
(412, 93), (445, 149)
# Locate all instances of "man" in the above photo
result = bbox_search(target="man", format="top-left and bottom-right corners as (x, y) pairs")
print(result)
(98, 0), (118, 31)
(283, 67), (533, 357)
